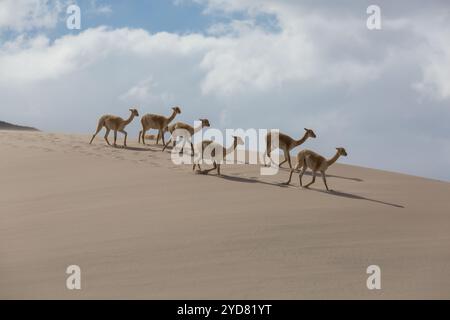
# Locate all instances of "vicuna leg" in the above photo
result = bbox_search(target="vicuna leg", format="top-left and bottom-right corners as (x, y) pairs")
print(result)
(193, 156), (202, 171)
(304, 171), (316, 188)
(162, 137), (172, 152)
(179, 138), (187, 155)
(279, 148), (289, 167)
(104, 128), (111, 145)
(113, 130), (118, 147)
(321, 171), (330, 191)
(285, 163), (299, 185)
(203, 162), (217, 175)
(156, 130), (164, 145)
(89, 134), (96, 145)
(90, 124), (103, 144)
(265, 150), (272, 167)
(299, 165), (307, 187)
(120, 130), (128, 147)
(141, 130), (147, 145)
(194, 150), (204, 171)
(161, 129), (166, 146)
(264, 138), (271, 167)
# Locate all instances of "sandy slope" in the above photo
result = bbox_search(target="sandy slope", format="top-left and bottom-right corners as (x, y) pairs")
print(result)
(0, 120), (38, 131)
(0, 130), (449, 299)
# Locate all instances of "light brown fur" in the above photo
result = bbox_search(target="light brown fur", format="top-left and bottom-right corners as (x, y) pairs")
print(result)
(266, 128), (317, 168)
(89, 108), (139, 147)
(193, 136), (244, 176)
(138, 106), (181, 145)
(162, 119), (210, 155)
(285, 147), (348, 191)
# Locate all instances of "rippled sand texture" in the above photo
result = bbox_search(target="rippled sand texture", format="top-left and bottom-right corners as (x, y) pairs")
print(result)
(1, 130), (449, 299)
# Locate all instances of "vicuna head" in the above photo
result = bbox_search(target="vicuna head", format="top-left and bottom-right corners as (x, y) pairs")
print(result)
(233, 136), (245, 146)
(336, 147), (348, 157)
(129, 108), (140, 117)
(304, 128), (317, 139)
(172, 106), (182, 114)
(199, 119), (210, 128)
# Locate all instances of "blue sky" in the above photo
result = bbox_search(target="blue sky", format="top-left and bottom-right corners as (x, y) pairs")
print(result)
(0, 0), (213, 40)
(66, 0), (211, 34)
(1, 0), (280, 40)
(1, 0), (450, 180)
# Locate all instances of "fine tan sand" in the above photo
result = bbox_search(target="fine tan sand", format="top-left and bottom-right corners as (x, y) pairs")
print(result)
(1, 130), (449, 299)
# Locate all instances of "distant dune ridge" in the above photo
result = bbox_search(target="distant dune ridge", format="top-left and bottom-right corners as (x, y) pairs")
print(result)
(0, 120), (39, 131)
(0, 130), (449, 299)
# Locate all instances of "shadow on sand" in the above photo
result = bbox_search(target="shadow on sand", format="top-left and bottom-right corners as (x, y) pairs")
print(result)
(219, 173), (286, 188)
(215, 174), (404, 209)
(277, 166), (364, 182)
(102, 144), (158, 152)
(313, 189), (404, 208)
(122, 146), (158, 152)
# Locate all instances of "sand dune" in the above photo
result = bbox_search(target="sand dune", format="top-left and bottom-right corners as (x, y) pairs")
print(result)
(0, 120), (39, 132)
(0, 130), (449, 299)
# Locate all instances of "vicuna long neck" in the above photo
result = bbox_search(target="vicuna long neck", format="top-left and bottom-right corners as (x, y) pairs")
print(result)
(293, 132), (309, 147)
(326, 151), (341, 167)
(193, 123), (204, 134)
(225, 139), (238, 156)
(167, 110), (177, 123)
(124, 113), (135, 126)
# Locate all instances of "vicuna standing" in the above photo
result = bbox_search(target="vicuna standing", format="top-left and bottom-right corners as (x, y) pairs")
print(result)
(89, 108), (139, 147)
(193, 136), (244, 176)
(139, 106), (181, 145)
(285, 147), (348, 191)
(266, 128), (317, 168)
(162, 119), (211, 155)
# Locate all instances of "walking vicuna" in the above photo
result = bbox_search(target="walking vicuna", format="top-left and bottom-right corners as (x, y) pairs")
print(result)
(139, 106), (181, 145)
(285, 147), (348, 191)
(89, 108), (139, 147)
(266, 129), (316, 168)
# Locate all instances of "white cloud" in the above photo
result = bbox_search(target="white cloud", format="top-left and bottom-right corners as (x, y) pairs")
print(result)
(1, 0), (450, 180)
(119, 77), (175, 106)
(0, 27), (222, 86)
(414, 26), (450, 100)
(0, 0), (63, 32)
(88, 0), (112, 15)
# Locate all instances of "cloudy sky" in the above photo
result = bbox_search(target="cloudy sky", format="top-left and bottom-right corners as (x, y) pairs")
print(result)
(0, 0), (449, 180)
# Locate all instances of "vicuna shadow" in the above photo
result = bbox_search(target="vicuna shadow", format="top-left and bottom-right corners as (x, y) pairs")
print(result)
(123, 146), (157, 152)
(277, 167), (363, 182)
(217, 172), (403, 209)
(197, 172), (286, 188)
(101, 145), (158, 152)
(310, 188), (404, 208)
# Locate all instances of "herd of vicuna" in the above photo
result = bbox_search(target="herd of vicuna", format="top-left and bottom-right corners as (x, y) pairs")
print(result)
(89, 107), (348, 191)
